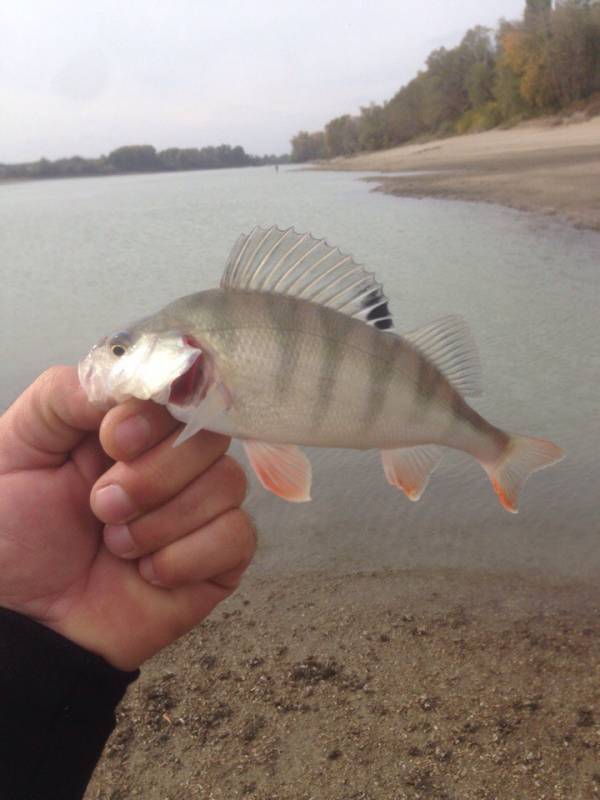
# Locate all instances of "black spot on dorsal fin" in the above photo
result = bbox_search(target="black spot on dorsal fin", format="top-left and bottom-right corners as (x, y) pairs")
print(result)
(363, 290), (394, 330)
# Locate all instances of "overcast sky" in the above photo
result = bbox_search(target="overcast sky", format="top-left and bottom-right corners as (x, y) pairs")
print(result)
(1, 0), (526, 163)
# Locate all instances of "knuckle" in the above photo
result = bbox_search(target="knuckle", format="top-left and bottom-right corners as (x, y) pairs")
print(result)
(225, 508), (257, 564)
(177, 479), (205, 518)
(37, 366), (71, 409)
(151, 550), (175, 586)
(216, 456), (248, 504)
(41, 365), (68, 386)
(128, 461), (172, 507)
(124, 521), (145, 551)
(190, 430), (230, 460)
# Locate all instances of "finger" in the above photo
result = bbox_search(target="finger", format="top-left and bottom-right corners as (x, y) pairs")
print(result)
(99, 399), (179, 462)
(72, 433), (114, 486)
(0, 366), (104, 473)
(90, 429), (230, 524)
(103, 455), (247, 558)
(138, 509), (256, 589)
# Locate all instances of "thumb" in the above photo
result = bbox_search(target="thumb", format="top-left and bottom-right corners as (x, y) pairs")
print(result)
(0, 366), (105, 473)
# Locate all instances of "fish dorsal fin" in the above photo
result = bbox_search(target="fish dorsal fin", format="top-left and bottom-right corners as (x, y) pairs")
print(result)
(404, 315), (482, 397)
(221, 225), (395, 330)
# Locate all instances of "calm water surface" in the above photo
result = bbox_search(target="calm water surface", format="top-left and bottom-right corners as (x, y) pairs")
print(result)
(1, 167), (598, 580)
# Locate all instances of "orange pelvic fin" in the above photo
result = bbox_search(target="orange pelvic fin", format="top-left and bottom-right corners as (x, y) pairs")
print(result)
(381, 445), (443, 502)
(243, 440), (312, 503)
(484, 434), (564, 513)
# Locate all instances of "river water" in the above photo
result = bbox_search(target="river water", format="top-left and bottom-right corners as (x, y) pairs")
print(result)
(1, 167), (599, 580)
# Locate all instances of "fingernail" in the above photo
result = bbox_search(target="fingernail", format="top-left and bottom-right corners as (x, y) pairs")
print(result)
(94, 484), (137, 523)
(104, 524), (135, 557)
(139, 556), (162, 586)
(114, 415), (152, 456)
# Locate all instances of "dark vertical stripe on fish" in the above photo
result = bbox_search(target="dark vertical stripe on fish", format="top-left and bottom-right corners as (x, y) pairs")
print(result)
(363, 327), (397, 427)
(410, 347), (444, 424)
(313, 305), (348, 427)
(218, 290), (240, 358)
(262, 292), (290, 398)
(275, 296), (302, 399)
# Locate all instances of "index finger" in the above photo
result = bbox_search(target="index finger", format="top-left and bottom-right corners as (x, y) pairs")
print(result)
(99, 399), (180, 462)
(0, 366), (104, 473)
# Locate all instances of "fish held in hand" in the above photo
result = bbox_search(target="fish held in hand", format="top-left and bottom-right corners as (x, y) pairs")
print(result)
(79, 226), (563, 511)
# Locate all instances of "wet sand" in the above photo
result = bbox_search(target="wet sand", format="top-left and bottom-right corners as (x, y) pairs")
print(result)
(86, 568), (600, 800)
(317, 117), (600, 231)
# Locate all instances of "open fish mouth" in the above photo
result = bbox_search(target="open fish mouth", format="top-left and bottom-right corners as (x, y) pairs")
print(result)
(168, 350), (205, 406)
(78, 332), (205, 409)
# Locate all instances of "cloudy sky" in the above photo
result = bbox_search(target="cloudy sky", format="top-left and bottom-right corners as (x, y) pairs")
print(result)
(1, 0), (525, 163)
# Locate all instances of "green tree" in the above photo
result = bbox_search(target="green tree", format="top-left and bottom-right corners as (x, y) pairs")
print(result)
(550, 1), (600, 103)
(357, 104), (388, 151)
(324, 115), (360, 157)
(385, 77), (427, 144)
(108, 145), (163, 172)
(466, 61), (495, 107)
(290, 131), (326, 162)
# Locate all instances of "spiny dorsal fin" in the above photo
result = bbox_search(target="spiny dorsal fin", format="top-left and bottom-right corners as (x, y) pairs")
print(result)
(404, 315), (482, 397)
(221, 225), (395, 331)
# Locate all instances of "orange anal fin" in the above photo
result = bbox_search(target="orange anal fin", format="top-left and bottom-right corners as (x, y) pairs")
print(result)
(243, 440), (312, 503)
(381, 445), (443, 502)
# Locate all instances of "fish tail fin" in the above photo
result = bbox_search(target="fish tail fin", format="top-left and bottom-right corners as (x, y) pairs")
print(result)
(483, 434), (564, 513)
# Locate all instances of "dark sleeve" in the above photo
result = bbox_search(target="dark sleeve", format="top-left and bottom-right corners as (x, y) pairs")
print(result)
(0, 608), (139, 800)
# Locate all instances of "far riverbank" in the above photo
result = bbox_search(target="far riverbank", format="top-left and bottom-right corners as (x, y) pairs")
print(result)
(316, 116), (600, 231)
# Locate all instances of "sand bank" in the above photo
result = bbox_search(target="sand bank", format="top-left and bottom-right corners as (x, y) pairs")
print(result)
(87, 568), (600, 800)
(319, 117), (600, 231)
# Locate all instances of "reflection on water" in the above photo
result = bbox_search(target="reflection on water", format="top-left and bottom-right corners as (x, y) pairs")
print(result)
(1, 167), (598, 580)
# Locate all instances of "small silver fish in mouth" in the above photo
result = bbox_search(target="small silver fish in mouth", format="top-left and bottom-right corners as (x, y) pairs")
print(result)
(79, 226), (563, 512)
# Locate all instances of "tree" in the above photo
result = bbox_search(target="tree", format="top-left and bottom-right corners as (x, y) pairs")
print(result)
(290, 131), (326, 163)
(549, 0), (600, 103)
(108, 145), (163, 172)
(525, 0), (552, 32)
(493, 58), (527, 118)
(500, 18), (558, 109)
(357, 104), (388, 151)
(385, 77), (427, 144)
(324, 115), (360, 157)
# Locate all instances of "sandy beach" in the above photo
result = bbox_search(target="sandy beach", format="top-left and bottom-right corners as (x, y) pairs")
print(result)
(86, 568), (600, 800)
(318, 116), (600, 231)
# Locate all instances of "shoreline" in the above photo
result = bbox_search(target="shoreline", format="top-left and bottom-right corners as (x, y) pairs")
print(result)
(315, 117), (600, 231)
(87, 567), (600, 799)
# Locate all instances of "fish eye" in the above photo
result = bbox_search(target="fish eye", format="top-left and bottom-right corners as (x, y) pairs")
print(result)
(108, 331), (132, 357)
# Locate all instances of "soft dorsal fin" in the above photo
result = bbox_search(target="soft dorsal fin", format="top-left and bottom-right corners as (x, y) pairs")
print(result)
(221, 225), (395, 330)
(404, 315), (482, 397)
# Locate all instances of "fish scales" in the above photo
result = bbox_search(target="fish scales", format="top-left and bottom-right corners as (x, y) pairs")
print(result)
(163, 291), (475, 451)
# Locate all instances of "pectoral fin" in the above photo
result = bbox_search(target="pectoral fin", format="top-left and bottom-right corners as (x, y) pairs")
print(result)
(381, 445), (443, 501)
(170, 384), (231, 447)
(243, 440), (312, 502)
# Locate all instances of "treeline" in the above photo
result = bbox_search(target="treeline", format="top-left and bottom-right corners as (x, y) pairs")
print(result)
(291, 0), (600, 162)
(0, 143), (289, 180)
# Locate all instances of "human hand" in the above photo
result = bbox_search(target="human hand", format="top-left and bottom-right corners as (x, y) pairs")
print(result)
(0, 366), (255, 671)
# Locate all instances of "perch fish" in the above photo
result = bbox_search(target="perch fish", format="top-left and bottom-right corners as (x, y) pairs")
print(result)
(79, 226), (563, 511)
